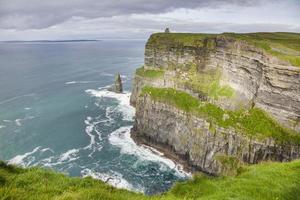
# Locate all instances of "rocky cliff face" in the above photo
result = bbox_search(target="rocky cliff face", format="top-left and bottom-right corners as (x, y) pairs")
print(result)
(130, 33), (300, 175)
(132, 95), (300, 174)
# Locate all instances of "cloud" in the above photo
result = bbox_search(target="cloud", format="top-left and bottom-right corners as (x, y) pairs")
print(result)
(0, 0), (298, 40)
(0, 0), (276, 29)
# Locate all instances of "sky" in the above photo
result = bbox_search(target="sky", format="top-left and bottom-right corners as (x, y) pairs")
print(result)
(0, 0), (299, 40)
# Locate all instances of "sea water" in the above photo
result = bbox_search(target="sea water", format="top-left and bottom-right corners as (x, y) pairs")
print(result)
(0, 40), (189, 195)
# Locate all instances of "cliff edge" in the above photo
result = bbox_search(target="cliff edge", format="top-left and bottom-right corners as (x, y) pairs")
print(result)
(130, 32), (300, 175)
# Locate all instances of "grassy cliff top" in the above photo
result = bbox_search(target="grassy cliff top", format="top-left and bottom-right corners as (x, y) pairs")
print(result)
(147, 32), (300, 66)
(1, 160), (300, 200)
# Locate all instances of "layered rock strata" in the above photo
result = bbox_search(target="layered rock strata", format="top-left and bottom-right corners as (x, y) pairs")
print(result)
(130, 33), (300, 174)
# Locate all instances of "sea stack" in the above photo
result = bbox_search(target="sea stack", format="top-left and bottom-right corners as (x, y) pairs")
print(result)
(114, 73), (123, 93)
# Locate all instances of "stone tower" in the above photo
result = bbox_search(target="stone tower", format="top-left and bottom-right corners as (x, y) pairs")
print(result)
(165, 28), (170, 33)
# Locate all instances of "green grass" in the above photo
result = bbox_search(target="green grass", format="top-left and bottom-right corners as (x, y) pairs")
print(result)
(214, 155), (242, 176)
(1, 160), (300, 200)
(169, 160), (300, 200)
(136, 66), (165, 78)
(0, 161), (147, 200)
(178, 64), (235, 99)
(148, 32), (300, 67)
(147, 33), (216, 48)
(223, 32), (300, 67)
(141, 87), (300, 145)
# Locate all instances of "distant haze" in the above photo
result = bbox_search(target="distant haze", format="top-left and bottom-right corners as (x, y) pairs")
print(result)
(0, 0), (299, 40)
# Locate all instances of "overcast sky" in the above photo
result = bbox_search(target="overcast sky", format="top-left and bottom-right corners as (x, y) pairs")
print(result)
(0, 0), (299, 40)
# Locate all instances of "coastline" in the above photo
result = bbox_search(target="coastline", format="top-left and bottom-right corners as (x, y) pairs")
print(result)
(130, 127), (201, 175)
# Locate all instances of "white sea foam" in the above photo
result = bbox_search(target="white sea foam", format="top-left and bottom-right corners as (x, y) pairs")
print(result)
(65, 81), (100, 85)
(84, 117), (96, 149)
(85, 89), (135, 121)
(58, 149), (79, 162)
(65, 81), (76, 85)
(15, 119), (22, 126)
(3, 120), (12, 123)
(108, 126), (191, 178)
(83, 116), (103, 155)
(100, 72), (114, 77)
(81, 168), (143, 193)
(40, 148), (54, 153)
(98, 85), (112, 90)
(0, 125), (5, 129)
(36, 156), (55, 167)
(24, 107), (31, 110)
(8, 146), (41, 166)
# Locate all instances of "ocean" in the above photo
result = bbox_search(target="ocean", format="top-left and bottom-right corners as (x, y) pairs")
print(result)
(0, 40), (189, 195)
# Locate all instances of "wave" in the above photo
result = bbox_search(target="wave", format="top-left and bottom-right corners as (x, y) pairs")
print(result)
(98, 72), (127, 79)
(85, 89), (135, 121)
(8, 146), (81, 169)
(14, 116), (36, 127)
(8, 146), (42, 167)
(65, 81), (100, 85)
(58, 149), (80, 162)
(0, 125), (5, 129)
(0, 93), (35, 105)
(108, 126), (191, 178)
(65, 81), (76, 85)
(15, 119), (22, 126)
(100, 72), (114, 77)
(81, 168), (144, 193)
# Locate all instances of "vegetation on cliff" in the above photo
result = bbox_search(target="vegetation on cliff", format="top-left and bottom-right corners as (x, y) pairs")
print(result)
(147, 33), (215, 48)
(1, 160), (300, 200)
(224, 32), (300, 67)
(148, 32), (300, 67)
(141, 87), (300, 144)
(178, 64), (235, 99)
(136, 67), (165, 78)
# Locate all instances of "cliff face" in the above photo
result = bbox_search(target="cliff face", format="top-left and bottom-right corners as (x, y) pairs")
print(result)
(132, 95), (300, 174)
(130, 33), (300, 174)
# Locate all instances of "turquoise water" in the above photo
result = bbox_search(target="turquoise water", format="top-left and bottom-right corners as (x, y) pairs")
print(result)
(0, 41), (188, 194)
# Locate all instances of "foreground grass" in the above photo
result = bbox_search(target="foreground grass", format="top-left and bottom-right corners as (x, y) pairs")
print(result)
(170, 160), (300, 200)
(0, 160), (300, 200)
(142, 87), (300, 145)
(148, 32), (300, 67)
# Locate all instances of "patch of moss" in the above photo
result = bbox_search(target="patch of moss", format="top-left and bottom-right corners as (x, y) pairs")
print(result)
(142, 87), (300, 145)
(215, 155), (243, 176)
(135, 66), (164, 78)
(178, 64), (234, 99)
(141, 86), (199, 112)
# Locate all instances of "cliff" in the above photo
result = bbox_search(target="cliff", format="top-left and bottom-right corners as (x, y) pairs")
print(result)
(130, 32), (300, 175)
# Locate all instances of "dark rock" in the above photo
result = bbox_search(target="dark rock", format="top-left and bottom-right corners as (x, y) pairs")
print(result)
(114, 73), (123, 93)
